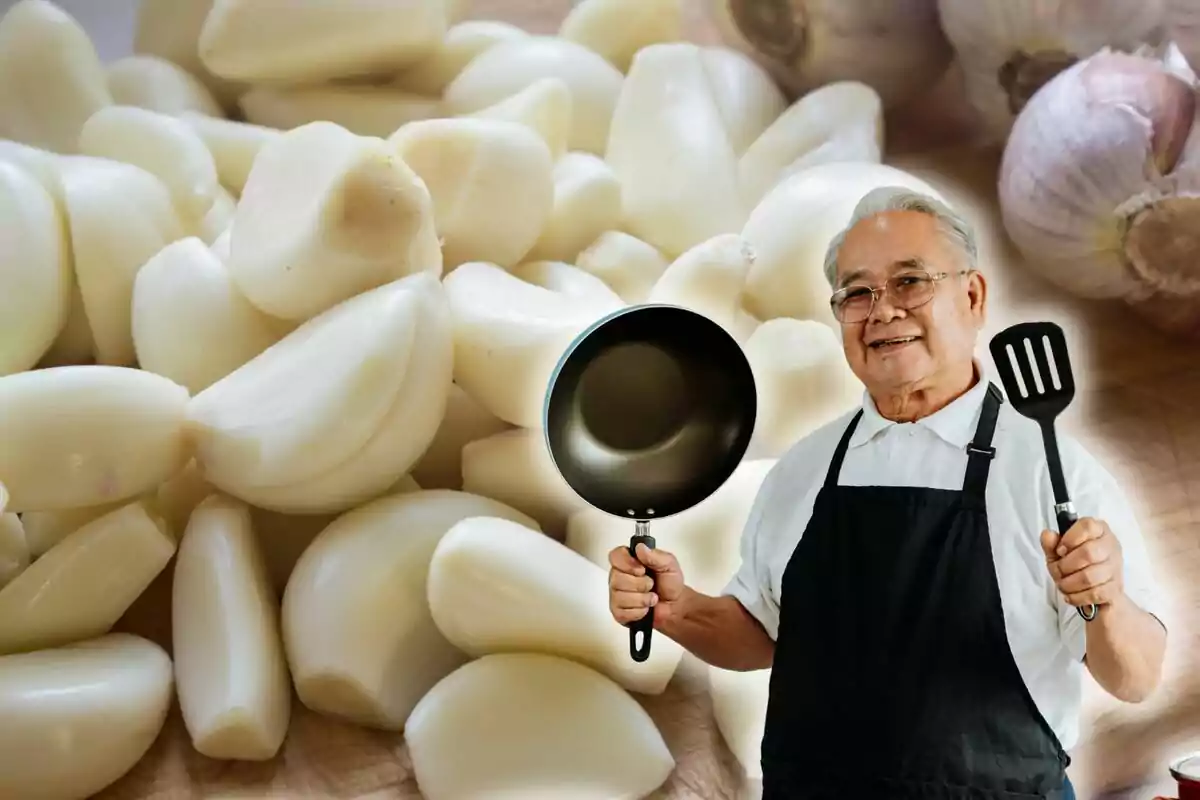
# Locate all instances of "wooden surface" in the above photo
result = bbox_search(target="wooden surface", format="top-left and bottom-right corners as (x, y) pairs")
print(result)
(99, 2), (1199, 799)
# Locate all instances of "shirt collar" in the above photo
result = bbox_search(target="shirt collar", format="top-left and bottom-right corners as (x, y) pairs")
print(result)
(849, 359), (992, 450)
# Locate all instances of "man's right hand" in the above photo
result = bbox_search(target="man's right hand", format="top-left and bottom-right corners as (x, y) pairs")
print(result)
(608, 543), (686, 628)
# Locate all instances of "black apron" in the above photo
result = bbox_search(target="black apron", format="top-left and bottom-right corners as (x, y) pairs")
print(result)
(760, 383), (1071, 799)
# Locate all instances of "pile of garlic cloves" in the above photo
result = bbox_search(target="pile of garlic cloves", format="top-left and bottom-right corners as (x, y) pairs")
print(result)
(0, 0), (926, 796)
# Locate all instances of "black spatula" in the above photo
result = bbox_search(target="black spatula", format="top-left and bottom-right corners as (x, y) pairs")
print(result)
(988, 320), (1097, 622)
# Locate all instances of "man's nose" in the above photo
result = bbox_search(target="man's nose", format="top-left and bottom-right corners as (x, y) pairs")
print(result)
(868, 291), (905, 323)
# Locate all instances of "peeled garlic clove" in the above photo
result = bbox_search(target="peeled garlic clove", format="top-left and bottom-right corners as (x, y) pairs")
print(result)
(240, 85), (442, 139)
(700, 46), (788, 155)
(410, 384), (514, 491)
(742, 160), (943, 323)
(133, 237), (281, 394)
(0, 0), (112, 153)
(19, 499), (127, 557)
(442, 262), (607, 427)
(525, 151), (623, 263)
(198, 184), (236, 244)
(999, 47), (1200, 311)
(466, 77), (572, 161)
(406, 652), (674, 800)
(209, 225), (232, 260)
(190, 273), (454, 514)
(0, 500), (176, 654)
(79, 105), (221, 224)
(0, 139), (63, 204)
(173, 494), (290, 760)
(938, 0), (1165, 141)
(607, 43), (745, 258)
(559, 0), (684, 72)
(188, 278), (419, 489)
(429, 517), (685, 693)
(134, 0), (243, 112)
(283, 490), (538, 730)
(0, 634), (173, 800)
(512, 260), (626, 311)
(106, 55), (224, 117)
(0, 514), (28, 590)
(708, 0), (952, 109)
(391, 118), (554, 269)
(733, 308), (762, 343)
(461, 428), (592, 538)
(0, 366), (190, 512)
(739, 80), (883, 208)
(36, 282), (94, 368)
(154, 459), (214, 539)
(199, 0), (446, 83)
(575, 230), (669, 302)
(59, 155), (185, 365)
(228, 121), (441, 322)
(443, 36), (624, 155)
(0, 161), (70, 377)
(745, 318), (861, 455)
(565, 458), (775, 595)
(179, 112), (282, 197)
(394, 20), (529, 96)
(709, 665), (772, 781)
(648, 233), (757, 334)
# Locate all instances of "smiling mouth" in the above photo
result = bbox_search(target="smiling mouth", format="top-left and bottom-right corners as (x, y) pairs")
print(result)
(869, 336), (921, 349)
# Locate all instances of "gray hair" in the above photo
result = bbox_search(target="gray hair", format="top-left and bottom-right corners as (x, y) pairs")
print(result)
(822, 186), (979, 287)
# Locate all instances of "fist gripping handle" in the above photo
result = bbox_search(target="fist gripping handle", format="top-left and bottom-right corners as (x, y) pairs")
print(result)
(1055, 504), (1097, 621)
(628, 522), (656, 663)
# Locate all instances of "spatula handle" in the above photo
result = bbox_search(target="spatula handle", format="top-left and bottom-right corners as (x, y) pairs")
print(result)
(1056, 507), (1098, 621)
(628, 529), (656, 663)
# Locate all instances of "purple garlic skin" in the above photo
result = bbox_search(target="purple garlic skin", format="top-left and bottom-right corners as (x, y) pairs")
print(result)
(998, 46), (1200, 337)
(939, 0), (1168, 141)
(709, 0), (952, 108)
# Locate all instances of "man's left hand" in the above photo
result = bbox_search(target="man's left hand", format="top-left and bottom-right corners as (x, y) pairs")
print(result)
(1041, 517), (1125, 609)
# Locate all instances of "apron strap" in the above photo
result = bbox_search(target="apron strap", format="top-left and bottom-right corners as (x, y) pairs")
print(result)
(961, 382), (1004, 505)
(822, 409), (863, 489)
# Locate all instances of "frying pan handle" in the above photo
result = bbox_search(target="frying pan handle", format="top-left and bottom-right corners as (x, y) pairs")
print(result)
(1056, 508), (1098, 622)
(628, 530), (656, 663)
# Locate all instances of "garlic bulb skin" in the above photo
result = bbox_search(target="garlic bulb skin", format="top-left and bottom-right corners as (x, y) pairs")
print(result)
(1167, 0), (1200, 72)
(998, 44), (1200, 333)
(705, 0), (951, 108)
(939, 0), (1168, 141)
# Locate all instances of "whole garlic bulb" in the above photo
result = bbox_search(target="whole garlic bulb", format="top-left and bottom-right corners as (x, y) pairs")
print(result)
(938, 0), (1168, 141)
(704, 0), (951, 108)
(998, 45), (1200, 336)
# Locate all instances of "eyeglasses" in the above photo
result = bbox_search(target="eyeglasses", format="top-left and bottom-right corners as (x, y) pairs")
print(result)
(829, 269), (970, 324)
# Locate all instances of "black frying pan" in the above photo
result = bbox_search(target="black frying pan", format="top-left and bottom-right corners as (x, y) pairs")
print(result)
(544, 304), (758, 662)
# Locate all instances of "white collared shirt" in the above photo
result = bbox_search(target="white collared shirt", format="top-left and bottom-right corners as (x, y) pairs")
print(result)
(721, 362), (1166, 751)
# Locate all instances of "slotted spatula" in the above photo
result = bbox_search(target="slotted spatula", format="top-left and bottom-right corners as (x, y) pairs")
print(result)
(988, 321), (1097, 621)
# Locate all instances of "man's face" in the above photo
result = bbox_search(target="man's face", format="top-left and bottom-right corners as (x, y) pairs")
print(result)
(833, 209), (987, 394)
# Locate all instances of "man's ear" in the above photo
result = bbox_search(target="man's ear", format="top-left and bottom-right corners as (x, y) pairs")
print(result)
(967, 269), (987, 320)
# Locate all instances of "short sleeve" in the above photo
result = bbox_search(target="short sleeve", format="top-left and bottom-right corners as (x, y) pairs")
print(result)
(1057, 443), (1169, 662)
(721, 464), (783, 641)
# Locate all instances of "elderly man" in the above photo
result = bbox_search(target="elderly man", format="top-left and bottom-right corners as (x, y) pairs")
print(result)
(607, 187), (1168, 799)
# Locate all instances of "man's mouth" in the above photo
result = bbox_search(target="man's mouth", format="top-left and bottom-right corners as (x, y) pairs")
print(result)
(868, 336), (921, 349)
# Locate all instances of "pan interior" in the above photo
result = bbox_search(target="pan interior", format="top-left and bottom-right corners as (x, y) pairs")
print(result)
(577, 342), (692, 452)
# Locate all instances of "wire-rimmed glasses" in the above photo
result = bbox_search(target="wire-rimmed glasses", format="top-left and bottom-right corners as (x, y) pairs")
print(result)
(829, 269), (970, 324)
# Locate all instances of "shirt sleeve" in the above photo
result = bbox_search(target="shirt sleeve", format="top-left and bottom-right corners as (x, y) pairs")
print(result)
(1057, 440), (1169, 662)
(720, 463), (783, 641)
